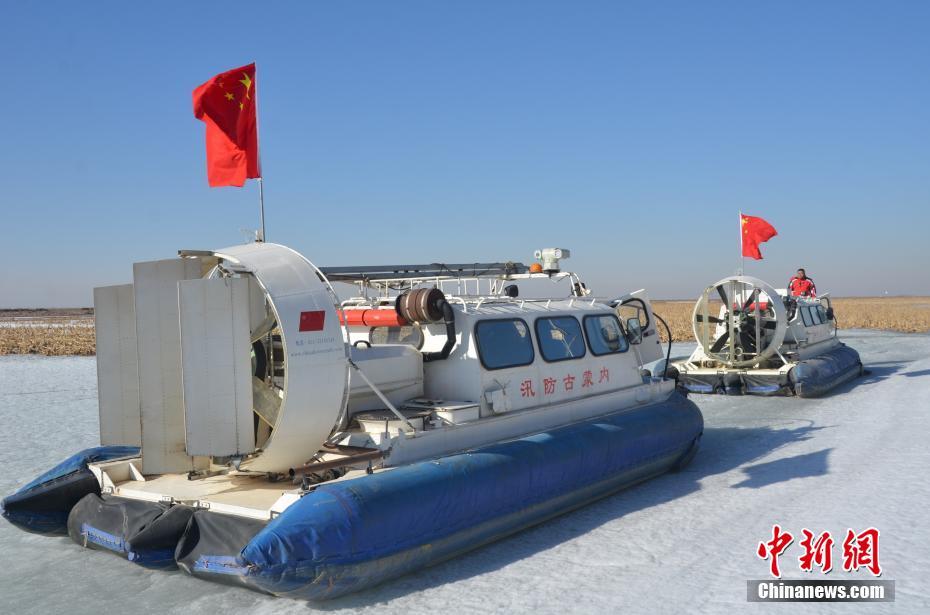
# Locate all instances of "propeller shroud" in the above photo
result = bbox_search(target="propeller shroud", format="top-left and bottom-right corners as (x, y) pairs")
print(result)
(692, 275), (788, 368)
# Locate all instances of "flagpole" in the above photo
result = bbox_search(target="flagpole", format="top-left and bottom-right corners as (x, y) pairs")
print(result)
(738, 210), (744, 275)
(258, 177), (266, 242)
(255, 62), (265, 243)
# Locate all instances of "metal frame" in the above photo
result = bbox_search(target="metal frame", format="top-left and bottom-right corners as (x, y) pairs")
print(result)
(320, 262), (529, 282)
(691, 275), (787, 368)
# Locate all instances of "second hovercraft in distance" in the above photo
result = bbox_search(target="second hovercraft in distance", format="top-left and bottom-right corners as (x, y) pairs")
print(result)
(668, 275), (863, 397)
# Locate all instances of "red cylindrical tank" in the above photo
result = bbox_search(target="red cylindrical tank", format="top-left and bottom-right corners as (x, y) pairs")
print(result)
(339, 309), (408, 327)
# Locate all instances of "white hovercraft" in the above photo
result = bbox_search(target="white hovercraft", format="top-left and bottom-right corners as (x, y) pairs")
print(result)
(3, 243), (702, 600)
(669, 275), (863, 397)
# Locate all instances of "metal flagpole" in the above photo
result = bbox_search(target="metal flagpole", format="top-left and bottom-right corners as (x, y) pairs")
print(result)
(257, 177), (266, 242)
(254, 62), (266, 243)
(738, 211), (744, 275)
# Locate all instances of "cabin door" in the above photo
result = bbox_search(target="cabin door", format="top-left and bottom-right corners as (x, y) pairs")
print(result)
(617, 289), (665, 365)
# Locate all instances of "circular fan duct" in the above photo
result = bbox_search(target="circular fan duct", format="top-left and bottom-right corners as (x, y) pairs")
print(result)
(692, 275), (787, 368)
(211, 243), (350, 472)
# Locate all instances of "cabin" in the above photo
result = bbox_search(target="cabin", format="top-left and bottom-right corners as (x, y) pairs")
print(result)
(329, 259), (668, 464)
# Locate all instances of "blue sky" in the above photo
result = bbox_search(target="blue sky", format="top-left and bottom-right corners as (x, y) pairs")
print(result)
(2, 1), (928, 306)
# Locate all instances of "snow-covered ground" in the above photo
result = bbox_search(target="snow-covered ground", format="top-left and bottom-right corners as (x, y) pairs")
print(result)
(1, 330), (928, 614)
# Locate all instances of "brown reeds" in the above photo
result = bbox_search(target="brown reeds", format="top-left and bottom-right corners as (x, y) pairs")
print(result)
(0, 317), (96, 356)
(651, 296), (930, 343)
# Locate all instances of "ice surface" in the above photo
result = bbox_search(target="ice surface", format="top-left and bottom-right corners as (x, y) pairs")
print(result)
(1, 331), (928, 614)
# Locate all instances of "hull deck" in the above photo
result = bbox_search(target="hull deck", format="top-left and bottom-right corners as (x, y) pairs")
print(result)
(91, 462), (301, 519)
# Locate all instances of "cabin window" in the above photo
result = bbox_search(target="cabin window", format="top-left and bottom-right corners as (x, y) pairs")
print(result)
(584, 314), (630, 355)
(800, 306), (814, 327)
(369, 325), (424, 349)
(535, 316), (586, 362)
(474, 318), (535, 370)
(810, 306), (823, 325)
(817, 306), (829, 323)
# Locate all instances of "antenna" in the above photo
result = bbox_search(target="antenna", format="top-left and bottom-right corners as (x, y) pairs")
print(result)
(239, 227), (260, 244)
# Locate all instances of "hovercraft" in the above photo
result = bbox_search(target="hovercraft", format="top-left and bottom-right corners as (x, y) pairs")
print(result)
(669, 275), (862, 397)
(2, 243), (702, 600)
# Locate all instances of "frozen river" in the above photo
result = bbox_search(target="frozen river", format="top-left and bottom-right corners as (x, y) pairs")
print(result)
(1, 330), (928, 614)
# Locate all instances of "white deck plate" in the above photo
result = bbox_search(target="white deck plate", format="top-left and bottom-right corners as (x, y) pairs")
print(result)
(115, 472), (289, 515)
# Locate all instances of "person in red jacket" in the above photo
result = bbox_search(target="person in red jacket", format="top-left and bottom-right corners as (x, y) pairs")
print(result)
(788, 268), (817, 297)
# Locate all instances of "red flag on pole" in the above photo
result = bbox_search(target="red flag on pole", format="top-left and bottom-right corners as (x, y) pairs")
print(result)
(740, 214), (777, 260)
(193, 63), (260, 187)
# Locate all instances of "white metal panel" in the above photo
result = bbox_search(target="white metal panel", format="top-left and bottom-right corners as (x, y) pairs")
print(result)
(386, 379), (677, 467)
(94, 284), (142, 446)
(179, 277), (255, 457)
(133, 258), (205, 474)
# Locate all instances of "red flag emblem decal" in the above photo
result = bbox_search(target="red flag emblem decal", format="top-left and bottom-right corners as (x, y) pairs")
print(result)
(299, 310), (326, 332)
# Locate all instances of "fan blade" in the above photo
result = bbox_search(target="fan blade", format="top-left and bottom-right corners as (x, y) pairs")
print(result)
(745, 317), (778, 331)
(742, 289), (758, 312)
(739, 330), (757, 353)
(695, 314), (724, 324)
(710, 330), (730, 353)
(716, 284), (728, 305)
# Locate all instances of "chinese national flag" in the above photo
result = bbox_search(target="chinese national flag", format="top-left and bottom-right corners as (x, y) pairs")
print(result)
(192, 63), (260, 187)
(741, 214), (777, 260)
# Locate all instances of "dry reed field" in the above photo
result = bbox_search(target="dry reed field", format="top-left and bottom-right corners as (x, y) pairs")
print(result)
(651, 296), (930, 342)
(650, 301), (698, 342)
(0, 309), (95, 356)
(1, 299), (928, 355)
(827, 297), (930, 334)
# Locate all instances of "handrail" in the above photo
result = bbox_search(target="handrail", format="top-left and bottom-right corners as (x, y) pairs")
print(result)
(347, 358), (419, 433)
